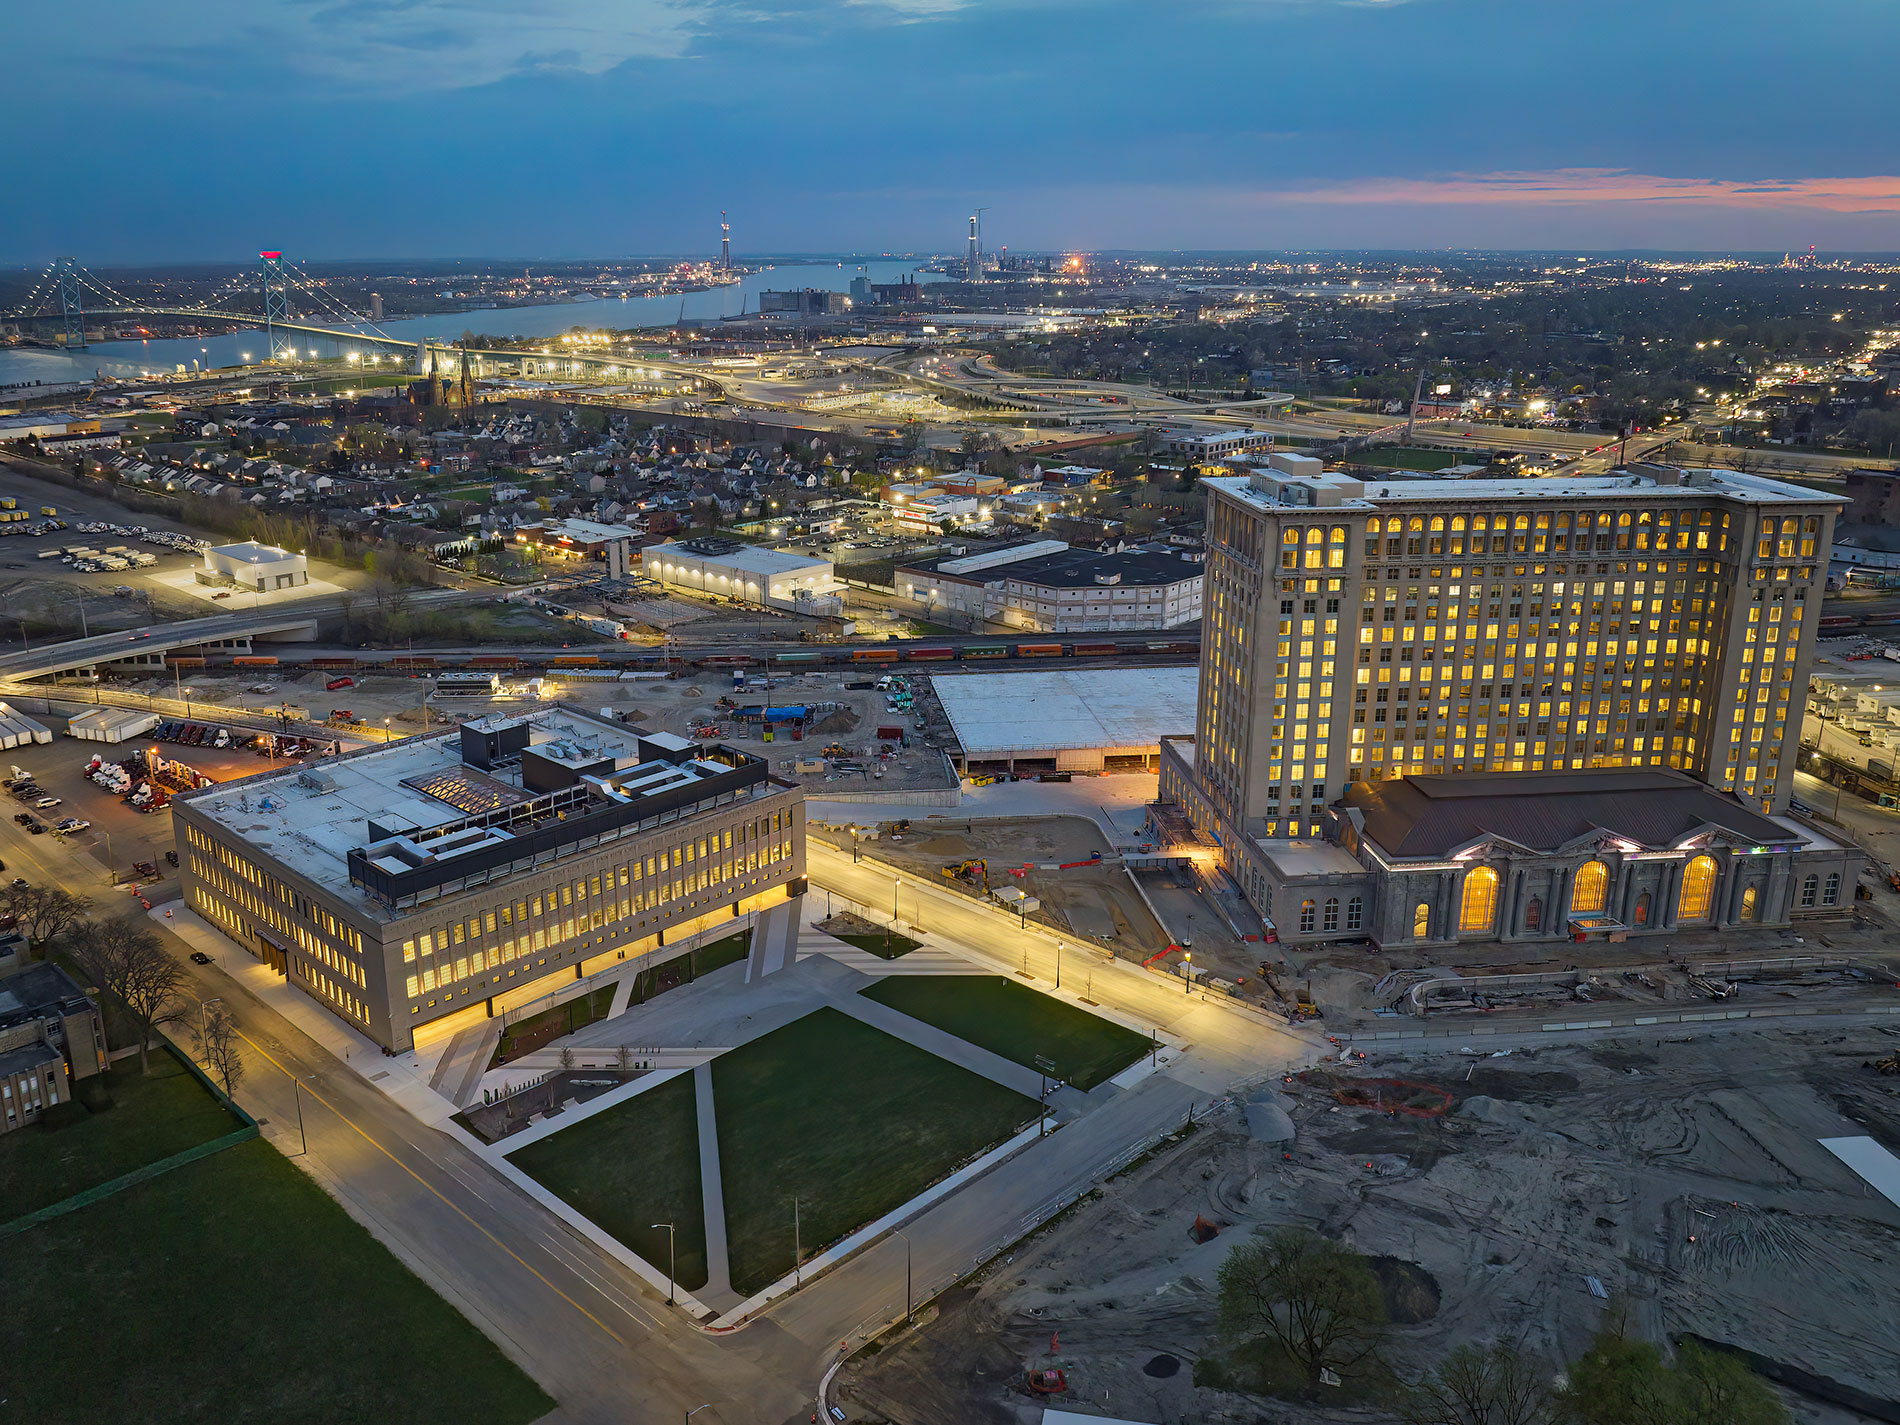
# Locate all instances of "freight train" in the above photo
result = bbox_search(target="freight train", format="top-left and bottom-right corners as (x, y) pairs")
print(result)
(166, 637), (1202, 676)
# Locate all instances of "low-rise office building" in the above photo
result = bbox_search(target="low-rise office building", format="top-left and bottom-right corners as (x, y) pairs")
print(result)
(0, 961), (108, 1133)
(641, 537), (838, 612)
(174, 707), (807, 1052)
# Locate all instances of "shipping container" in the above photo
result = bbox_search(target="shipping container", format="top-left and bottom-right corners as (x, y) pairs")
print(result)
(1015, 643), (1064, 658)
(904, 646), (955, 661)
(232, 656), (280, 668)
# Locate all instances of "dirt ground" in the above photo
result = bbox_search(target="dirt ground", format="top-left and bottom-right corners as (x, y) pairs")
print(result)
(1287, 901), (1900, 1031)
(836, 1022), (1900, 1425)
(850, 815), (1168, 953)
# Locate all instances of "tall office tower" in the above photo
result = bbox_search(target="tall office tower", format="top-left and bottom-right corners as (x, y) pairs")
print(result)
(369, 291), (383, 321)
(721, 211), (731, 273)
(1158, 463), (1853, 945)
(967, 212), (980, 282)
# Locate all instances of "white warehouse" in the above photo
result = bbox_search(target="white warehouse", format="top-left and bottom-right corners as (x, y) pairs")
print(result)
(202, 541), (308, 592)
(641, 537), (840, 612)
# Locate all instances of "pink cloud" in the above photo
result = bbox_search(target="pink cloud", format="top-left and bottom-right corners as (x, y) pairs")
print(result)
(1265, 168), (1900, 214)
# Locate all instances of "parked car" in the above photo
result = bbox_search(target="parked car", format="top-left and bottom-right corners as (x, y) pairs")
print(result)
(189, 951), (211, 965)
(9, 877), (26, 888)
(34, 796), (59, 809)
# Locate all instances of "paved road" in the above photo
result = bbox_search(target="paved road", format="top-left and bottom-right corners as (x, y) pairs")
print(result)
(154, 931), (818, 1425)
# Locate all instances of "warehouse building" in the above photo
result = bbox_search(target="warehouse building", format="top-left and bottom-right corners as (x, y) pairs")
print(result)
(895, 541), (1202, 631)
(173, 707), (807, 1051)
(201, 541), (308, 592)
(641, 536), (839, 612)
(932, 666), (1199, 774)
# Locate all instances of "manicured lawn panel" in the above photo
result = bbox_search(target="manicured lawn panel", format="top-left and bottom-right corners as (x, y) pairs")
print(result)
(831, 929), (923, 960)
(0, 1139), (552, 1425)
(714, 1007), (1038, 1296)
(861, 974), (1150, 1091)
(507, 1072), (709, 1291)
(0, 1054), (241, 1219)
(692, 930), (751, 976)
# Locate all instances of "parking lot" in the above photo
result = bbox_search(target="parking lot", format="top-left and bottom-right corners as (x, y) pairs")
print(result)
(0, 706), (305, 902)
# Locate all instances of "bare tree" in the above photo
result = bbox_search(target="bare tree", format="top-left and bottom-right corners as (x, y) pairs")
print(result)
(192, 1000), (245, 1097)
(67, 917), (186, 1074)
(1215, 1225), (1387, 1387)
(1401, 1342), (1557, 1425)
(615, 1044), (632, 1072)
(558, 1045), (576, 1072)
(2, 884), (92, 946)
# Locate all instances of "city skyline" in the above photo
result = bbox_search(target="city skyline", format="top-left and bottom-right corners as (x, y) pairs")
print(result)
(6, 0), (1898, 262)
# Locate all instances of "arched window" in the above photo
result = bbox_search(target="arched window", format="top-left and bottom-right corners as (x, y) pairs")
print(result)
(1824, 872), (1842, 906)
(1323, 898), (1339, 932)
(1633, 891), (1651, 926)
(1459, 867), (1499, 934)
(1740, 885), (1758, 922)
(1412, 901), (1431, 939)
(1800, 875), (1818, 908)
(1571, 860), (1608, 915)
(1679, 854), (1717, 921)
(1298, 898), (1316, 933)
(1346, 895), (1363, 931)
(1525, 896), (1543, 931)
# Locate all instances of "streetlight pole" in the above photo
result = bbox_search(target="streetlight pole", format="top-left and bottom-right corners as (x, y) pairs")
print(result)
(1182, 951), (1192, 995)
(890, 877), (901, 953)
(1055, 940), (1063, 990)
(651, 1222), (676, 1304)
(793, 1195), (802, 1288)
(291, 1078), (307, 1156)
(893, 1228), (913, 1324)
(686, 1405), (712, 1425)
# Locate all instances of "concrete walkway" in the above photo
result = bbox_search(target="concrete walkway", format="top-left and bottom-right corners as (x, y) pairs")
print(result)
(430, 1020), (503, 1108)
(745, 900), (799, 983)
(693, 1061), (742, 1313)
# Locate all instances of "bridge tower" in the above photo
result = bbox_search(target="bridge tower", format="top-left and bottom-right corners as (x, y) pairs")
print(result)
(259, 251), (290, 359)
(54, 257), (87, 350)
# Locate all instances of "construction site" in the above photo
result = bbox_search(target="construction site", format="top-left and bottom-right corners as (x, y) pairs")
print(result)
(833, 1018), (1900, 1425)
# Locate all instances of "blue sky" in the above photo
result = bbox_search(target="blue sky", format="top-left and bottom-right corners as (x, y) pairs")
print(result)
(6, 0), (1899, 263)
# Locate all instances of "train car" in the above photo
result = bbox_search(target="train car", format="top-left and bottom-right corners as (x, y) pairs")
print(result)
(390, 656), (438, 670)
(310, 656), (357, 670)
(769, 651), (826, 665)
(164, 655), (206, 670)
(905, 646), (955, 661)
(549, 655), (603, 668)
(1145, 640), (1199, 656)
(961, 644), (1008, 660)
(1015, 643), (1064, 658)
(1860, 613), (1900, 629)
(697, 654), (756, 669)
(1818, 615), (1857, 633)
(851, 649), (900, 663)
(468, 655), (522, 669)
(232, 655), (279, 668)
(1068, 641), (1120, 657)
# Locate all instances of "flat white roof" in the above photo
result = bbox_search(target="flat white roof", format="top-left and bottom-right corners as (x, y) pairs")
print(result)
(643, 541), (830, 578)
(1820, 1136), (1900, 1209)
(931, 666), (1198, 758)
(181, 707), (664, 910)
(209, 540), (301, 563)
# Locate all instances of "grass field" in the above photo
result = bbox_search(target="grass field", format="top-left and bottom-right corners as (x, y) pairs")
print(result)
(0, 1144), (552, 1425)
(831, 929), (923, 960)
(714, 1007), (1038, 1296)
(626, 928), (752, 1006)
(0, 1054), (242, 1221)
(861, 975), (1150, 1091)
(506, 1072), (709, 1292)
(1353, 445), (1468, 472)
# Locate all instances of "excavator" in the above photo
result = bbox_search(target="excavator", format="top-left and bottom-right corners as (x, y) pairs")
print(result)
(942, 858), (989, 890)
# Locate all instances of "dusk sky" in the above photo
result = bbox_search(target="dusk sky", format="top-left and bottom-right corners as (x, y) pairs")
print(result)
(8, 0), (1900, 263)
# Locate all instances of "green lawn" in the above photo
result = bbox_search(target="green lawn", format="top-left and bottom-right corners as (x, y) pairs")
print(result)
(830, 929), (923, 960)
(714, 1007), (1038, 1296)
(0, 1139), (553, 1425)
(861, 975), (1150, 1091)
(0, 1054), (242, 1221)
(507, 1071), (708, 1292)
(492, 983), (618, 1067)
(625, 928), (752, 1007)
(1353, 445), (1468, 472)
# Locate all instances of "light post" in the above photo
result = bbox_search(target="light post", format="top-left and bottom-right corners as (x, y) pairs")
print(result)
(1182, 951), (1192, 995)
(893, 1228), (913, 1324)
(793, 1195), (802, 1288)
(1055, 940), (1063, 990)
(651, 1222), (676, 1304)
(291, 1078), (308, 1156)
(686, 1406), (712, 1425)
(890, 877), (901, 954)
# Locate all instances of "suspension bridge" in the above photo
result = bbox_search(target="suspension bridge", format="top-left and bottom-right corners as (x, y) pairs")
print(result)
(4, 251), (419, 359)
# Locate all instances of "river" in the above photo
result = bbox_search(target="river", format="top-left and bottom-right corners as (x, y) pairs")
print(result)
(0, 259), (941, 387)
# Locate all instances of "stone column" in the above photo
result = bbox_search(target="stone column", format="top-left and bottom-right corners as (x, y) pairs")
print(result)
(1660, 860), (1683, 929)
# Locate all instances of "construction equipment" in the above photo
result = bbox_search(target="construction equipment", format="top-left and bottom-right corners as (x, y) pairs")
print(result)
(942, 858), (989, 889)
(820, 742), (847, 758)
(1868, 1052), (1900, 1075)
(1295, 981), (1320, 1020)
